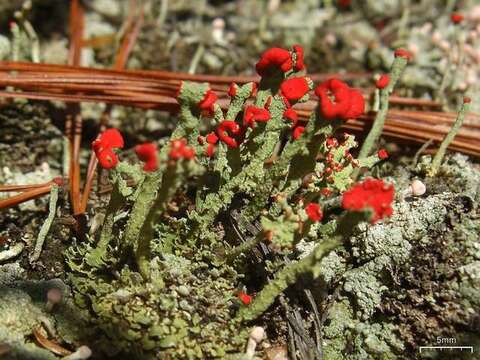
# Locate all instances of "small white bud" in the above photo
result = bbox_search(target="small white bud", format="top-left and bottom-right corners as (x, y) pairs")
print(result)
(46, 288), (63, 312)
(470, 6), (480, 20)
(212, 18), (225, 30)
(457, 82), (468, 91)
(410, 179), (426, 196)
(23, 1), (32, 11)
(249, 326), (265, 344)
(245, 327), (265, 359)
(62, 345), (92, 360)
(324, 33), (337, 46)
(408, 43), (419, 56)
(212, 18), (225, 44)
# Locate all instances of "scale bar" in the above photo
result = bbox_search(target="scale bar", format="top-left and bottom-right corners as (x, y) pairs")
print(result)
(419, 346), (473, 353)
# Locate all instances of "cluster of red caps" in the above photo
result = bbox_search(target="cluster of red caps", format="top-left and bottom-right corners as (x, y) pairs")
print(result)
(92, 129), (195, 172)
(314, 79), (365, 121)
(92, 129), (124, 169)
(342, 178), (395, 223)
(257, 46), (310, 139)
(196, 83), (259, 157)
(193, 45), (368, 154)
(196, 45), (311, 154)
(168, 139), (195, 161)
(305, 203), (323, 222)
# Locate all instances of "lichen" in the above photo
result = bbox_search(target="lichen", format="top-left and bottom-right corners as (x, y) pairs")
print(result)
(0, 280), (87, 360)
(68, 253), (247, 358)
(0, 2), (478, 358)
(316, 154), (480, 359)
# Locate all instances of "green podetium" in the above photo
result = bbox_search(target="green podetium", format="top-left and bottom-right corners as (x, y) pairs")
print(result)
(428, 97), (471, 176)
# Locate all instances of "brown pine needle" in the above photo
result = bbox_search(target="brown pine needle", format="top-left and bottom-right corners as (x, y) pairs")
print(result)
(0, 178), (63, 210)
(0, 63), (477, 157)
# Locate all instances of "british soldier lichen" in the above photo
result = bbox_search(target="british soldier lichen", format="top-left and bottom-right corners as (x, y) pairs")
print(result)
(67, 45), (400, 358)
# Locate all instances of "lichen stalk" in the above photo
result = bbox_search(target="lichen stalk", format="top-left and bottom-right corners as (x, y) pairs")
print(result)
(237, 212), (368, 322)
(356, 54), (408, 170)
(428, 98), (470, 176)
(135, 163), (188, 278)
(29, 183), (59, 263)
(189, 95), (287, 240)
(84, 172), (124, 269)
(123, 81), (206, 251)
(237, 236), (341, 322)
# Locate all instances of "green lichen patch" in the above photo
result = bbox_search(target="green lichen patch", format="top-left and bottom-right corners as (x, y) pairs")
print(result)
(68, 253), (247, 359)
(0, 277), (91, 360)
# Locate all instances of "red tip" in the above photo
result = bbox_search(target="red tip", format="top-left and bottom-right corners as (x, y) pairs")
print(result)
(321, 187), (332, 196)
(237, 291), (252, 305)
(378, 149), (389, 159)
(197, 89), (218, 114)
(217, 120), (241, 148)
(305, 203), (323, 222)
(243, 106), (271, 128)
(97, 149), (119, 169)
(206, 143), (216, 157)
(206, 132), (219, 144)
(292, 126), (305, 140)
(338, 0), (351, 8)
(280, 77), (310, 104)
(394, 48), (413, 60)
(228, 83), (237, 97)
(342, 178), (395, 223)
(283, 108), (299, 127)
(292, 44), (305, 72)
(255, 47), (293, 76)
(315, 78), (365, 120)
(451, 13), (464, 24)
(168, 138), (195, 161)
(375, 74), (390, 89)
(135, 143), (158, 172)
(52, 177), (64, 186)
(92, 128), (124, 154)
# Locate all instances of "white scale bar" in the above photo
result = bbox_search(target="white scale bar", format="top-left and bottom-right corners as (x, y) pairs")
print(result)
(419, 346), (474, 353)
